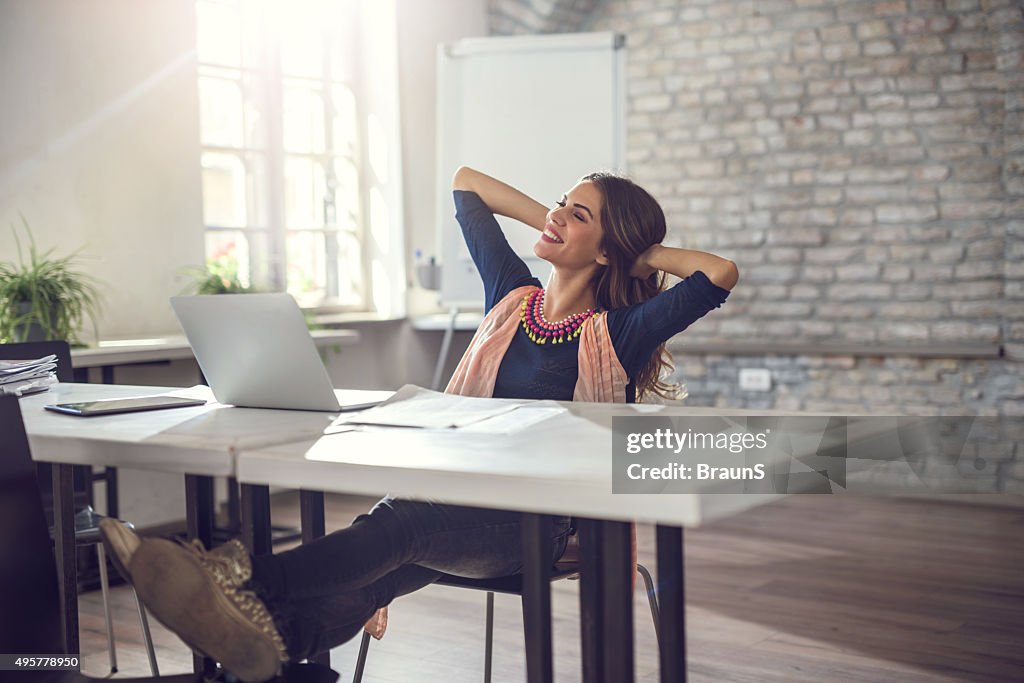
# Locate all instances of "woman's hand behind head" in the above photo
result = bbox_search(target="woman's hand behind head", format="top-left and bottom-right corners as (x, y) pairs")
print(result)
(630, 244), (661, 279)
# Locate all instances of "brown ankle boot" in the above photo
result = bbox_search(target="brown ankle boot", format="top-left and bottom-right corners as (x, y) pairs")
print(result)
(130, 537), (288, 682)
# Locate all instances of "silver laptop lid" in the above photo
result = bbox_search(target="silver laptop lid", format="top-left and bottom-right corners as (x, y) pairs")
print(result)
(171, 293), (340, 411)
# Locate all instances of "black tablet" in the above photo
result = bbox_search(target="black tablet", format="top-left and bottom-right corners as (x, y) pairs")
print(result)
(44, 395), (207, 417)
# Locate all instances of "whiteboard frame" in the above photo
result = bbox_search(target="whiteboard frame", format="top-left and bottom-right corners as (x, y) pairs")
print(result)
(434, 31), (626, 309)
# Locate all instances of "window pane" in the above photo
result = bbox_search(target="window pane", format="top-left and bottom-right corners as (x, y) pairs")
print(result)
(367, 112), (389, 184)
(328, 9), (357, 83)
(286, 230), (326, 305)
(279, 4), (324, 78)
(284, 157), (327, 228)
(335, 230), (364, 306)
(246, 153), (269, 227)
(247, 230), (272, 289)
(204, 230), (250, 290)
(202, 152), (247, 226)
(283, 83), (326, 154)
(199, 73), (244, 147)
(243, 72), (269, 149)
(369, 185), (390, 255)
(334, 157), (360, 231)
(196, 1), (241, 66)
(331, 83), (358, 157)
(240, 2), (268, 69)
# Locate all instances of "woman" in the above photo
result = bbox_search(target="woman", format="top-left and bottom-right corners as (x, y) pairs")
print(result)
(100, 167), (737, 681)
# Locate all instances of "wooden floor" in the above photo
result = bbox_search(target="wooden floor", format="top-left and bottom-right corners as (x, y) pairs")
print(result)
(79, 494), (1024, 682)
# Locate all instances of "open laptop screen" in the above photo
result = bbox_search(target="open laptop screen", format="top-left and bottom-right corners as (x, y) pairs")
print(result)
(171, 294), (341, 411)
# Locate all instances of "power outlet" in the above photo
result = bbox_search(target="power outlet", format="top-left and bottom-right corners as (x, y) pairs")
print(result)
(739, 368), (771, 392)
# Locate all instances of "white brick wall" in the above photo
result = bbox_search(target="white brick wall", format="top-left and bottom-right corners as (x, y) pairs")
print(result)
(489, 0), (1024, 491)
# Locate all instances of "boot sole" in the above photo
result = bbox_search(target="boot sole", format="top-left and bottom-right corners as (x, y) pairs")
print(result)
(98, 518), (135, 584)
(131, 539), (281, 682)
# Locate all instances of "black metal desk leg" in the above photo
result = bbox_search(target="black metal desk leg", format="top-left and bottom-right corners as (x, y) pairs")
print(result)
(601, 520), (634, 682)
(184, 474), (216, 674)
(656, 525), (686, 683)
(104, 467), (119, 519)
(99, 363), (119, 519)
(300, 490), (330, 667)
(299, 490), (325, 542)
(522, 513), (553, 683)
(577, 518), (604, 683)
(240, 483), (272, 557)
(184, 475), (215, 548)
(52, 463), (78, 655)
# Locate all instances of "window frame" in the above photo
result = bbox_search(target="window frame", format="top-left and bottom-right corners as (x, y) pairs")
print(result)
(195, 0), (374, 313)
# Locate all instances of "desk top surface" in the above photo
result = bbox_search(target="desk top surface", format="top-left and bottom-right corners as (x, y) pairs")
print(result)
(236, 401), (806, 527)
(21, 383), (357, 476)
(23, 385), (814, 525)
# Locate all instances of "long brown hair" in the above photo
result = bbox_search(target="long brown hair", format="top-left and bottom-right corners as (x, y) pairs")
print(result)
(583, 172), (678, 402)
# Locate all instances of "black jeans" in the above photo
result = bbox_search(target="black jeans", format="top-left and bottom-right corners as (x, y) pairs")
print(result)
(248, 497), (573, 660)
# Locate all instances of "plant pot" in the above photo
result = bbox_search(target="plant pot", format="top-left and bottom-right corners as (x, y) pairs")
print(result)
(13, 301), (59, 343)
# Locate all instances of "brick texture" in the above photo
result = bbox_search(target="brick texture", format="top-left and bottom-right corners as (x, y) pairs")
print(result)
(489, 0), (1023, 491)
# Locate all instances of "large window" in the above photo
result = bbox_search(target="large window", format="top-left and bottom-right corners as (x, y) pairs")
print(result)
(196, 0), (383, 309)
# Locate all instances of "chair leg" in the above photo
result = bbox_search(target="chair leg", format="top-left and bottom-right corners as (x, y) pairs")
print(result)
(483, 591), (494, 683)
(636, 563), (660, 648)
(132, 586), (160, 675)
(352, 631), (371, 683)
(96, 543), (118, 673)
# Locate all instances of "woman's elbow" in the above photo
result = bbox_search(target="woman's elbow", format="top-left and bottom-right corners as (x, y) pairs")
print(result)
(711, 260), (739, 291)
(452, 166), (475, 191)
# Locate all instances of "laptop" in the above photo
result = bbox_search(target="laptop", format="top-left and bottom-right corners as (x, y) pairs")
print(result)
(171, 293), (389, 412)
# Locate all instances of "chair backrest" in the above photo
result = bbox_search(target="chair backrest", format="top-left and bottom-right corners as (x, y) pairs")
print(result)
(0, 395), (64, 654)
(0, 340), (74, 383)
(1, 341), (85, 520)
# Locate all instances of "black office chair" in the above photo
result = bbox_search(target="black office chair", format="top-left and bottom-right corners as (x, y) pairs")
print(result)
(350, 544), (662, 683)
(1, 340), (158, 674)
(0, 394), (340, 683)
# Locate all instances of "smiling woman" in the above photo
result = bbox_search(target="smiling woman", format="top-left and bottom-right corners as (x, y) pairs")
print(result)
(99, 164), (737, 682)
(451, 165), (738, 402)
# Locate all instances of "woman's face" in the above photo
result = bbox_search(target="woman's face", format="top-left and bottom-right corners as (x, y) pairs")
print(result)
(534, 180), (608, 271)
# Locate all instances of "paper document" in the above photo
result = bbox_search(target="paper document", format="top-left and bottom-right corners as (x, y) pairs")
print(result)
(458, 401), (565, 434)
(327, 384), (535, 431)
(335, 389), (394, 412)
(0, 355), (59, 396)
(0, 354), (56, 371)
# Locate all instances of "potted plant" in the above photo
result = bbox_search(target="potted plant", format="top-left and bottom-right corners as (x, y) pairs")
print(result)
(179, 258), (324, 331)
(0, 219), (102, 345)
(180, 256), (254, 295)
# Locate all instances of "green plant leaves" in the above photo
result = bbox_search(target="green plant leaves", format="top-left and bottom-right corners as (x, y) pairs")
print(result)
(179, 257), (256, 295)
(0, 217), (102, 345)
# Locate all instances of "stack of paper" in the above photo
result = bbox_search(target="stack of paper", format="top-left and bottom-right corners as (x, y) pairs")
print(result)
(0, 354), (59, 397)
(326, 384), (566, 435)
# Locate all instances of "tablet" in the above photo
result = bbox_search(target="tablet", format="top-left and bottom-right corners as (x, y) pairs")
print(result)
(44, 395), (207, 417)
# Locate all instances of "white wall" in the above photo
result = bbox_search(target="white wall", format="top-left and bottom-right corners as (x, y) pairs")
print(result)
(396, 0), (488, 319)
(0, 0), (205, 340)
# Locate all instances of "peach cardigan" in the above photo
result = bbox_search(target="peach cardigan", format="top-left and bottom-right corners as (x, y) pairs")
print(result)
(445, 285), (630, 402)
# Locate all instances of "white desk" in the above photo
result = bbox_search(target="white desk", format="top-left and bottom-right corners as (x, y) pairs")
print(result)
(22, 383), (340, 476)
(19, 382), (382, 660)
(235, 401), (801, 683)
(237, 401), (782, 527)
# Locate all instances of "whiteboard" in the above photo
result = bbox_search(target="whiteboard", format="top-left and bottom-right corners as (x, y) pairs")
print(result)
(435, 32), (626, 308)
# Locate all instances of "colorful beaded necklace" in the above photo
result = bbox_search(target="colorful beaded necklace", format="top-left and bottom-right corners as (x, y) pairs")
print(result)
(519, 288), (597, 345)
